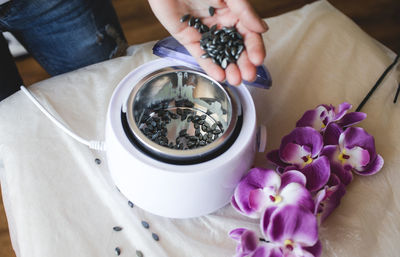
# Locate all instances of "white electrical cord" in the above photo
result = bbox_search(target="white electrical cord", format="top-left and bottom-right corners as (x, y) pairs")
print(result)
(20, 86), (106, 151)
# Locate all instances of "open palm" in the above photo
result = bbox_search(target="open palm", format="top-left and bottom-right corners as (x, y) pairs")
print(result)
(148, 0), (268, 85)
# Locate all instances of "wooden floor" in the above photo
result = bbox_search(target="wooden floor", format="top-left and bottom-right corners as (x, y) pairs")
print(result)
(1, 0), (399, 256)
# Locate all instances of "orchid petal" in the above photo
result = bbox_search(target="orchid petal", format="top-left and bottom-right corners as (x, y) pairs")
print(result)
(319, 182), (346, 223)
(303, 240), (322, 257)
(279, 183), (314, 212)
(281, 143), (311, 166)
(354, 154), (384, 176)
(252, 245), (283, 257)
(298, 251), (316, 257)
(280, 127), (324, 157)
(343, 146), (370, 169)
(232, 187), (259, 218)
(261, 206), (278, 238)
(230, 228), (270, 257)
(296, 109), (322, 130)
(321, 145), (353, 185)
(231, 195), (243, 214)
(246, 168), (282, 189)
(339, 127), (376, 155)
(267, 205), (318, 247)
(281, 170), (307, 188)
(323, 123), (342, 145)
(334, 102), (352, 120)
(314, 188), (326, 215)
(249, 189), (270, 212)
(230, 228), (247, 241)
(337, 112), (367, 127)
(267, 149), (289, 168)
(314, 174), (346, 223)
(241, 229), (260, 253)
(317, 105), (334, 125)
(233, 168), (281, 217)
(332, 163), (353, 185)
(320, 144), (340, 162)
(327, 173), (341, 187)
(300, 156), (331, 192)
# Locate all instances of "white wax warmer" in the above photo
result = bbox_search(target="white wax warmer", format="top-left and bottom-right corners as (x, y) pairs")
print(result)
(105, 38), (270, 218)
(19, 37), (270, 219)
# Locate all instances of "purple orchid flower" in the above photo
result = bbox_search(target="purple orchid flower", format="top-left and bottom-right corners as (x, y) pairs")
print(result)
(314, 174), (346, 224)
(229, 228), (281, 257)
(296, 102), (366, 132)
(260, 205), (322, 257)
(232, 168), (314, 219)
(321, 127), (384, 185)
(267, 127), (331, 192)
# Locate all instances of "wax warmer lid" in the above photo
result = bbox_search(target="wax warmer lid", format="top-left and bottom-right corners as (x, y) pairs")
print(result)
(152, 36), (272, 89)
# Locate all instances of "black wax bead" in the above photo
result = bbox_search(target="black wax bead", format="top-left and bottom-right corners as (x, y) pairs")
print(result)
(237, 45), (244, 54)
(200, 24), (209, 32)
(179, 129), (187, 137)
(141, 221), (150, 229)
(209, 6), (215, 16)
(188, 16), (195, 26)
(113, 226), (123, 231)
(210, 24), (217, 32)
(180, 14), (190, 23)
(152, 233), (160, 241)
(221, 58), (228, 69)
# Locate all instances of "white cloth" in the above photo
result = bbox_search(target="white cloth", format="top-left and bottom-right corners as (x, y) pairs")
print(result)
(0, 1), (399, 256)
(0, 0), (10, 5)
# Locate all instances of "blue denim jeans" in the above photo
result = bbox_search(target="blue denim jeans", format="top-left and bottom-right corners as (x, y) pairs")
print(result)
(0, 0), (127, 101)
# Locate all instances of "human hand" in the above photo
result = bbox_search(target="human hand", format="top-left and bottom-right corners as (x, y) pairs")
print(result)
(148, 0), (268, 85)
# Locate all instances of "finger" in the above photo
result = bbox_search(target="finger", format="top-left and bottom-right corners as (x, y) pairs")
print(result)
(207, 0), (226, 8)
(199, 59), (226, 82)
(225, 63), (241, 86)
(237, 50), (257, 82)
(225, 0), (268, 33)
(174, 26), (202, 45)
(242, 31), (266, 66)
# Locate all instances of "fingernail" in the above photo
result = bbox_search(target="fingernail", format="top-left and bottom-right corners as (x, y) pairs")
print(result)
(262, 20), (269, 31)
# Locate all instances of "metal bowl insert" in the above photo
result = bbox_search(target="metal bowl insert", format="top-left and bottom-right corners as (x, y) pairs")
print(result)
(125, 67), (239, 163)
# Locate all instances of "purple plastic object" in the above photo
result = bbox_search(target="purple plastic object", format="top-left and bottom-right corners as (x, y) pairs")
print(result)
(153, 36), (272, 89)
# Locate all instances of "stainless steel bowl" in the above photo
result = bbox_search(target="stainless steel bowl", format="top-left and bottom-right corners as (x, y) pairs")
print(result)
(124, 66), (240, 163)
